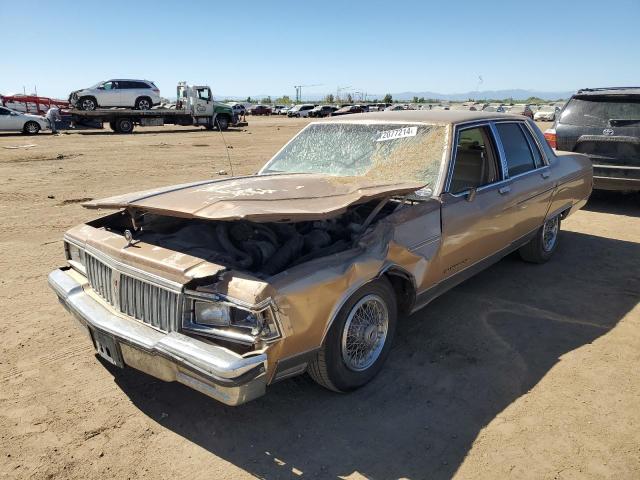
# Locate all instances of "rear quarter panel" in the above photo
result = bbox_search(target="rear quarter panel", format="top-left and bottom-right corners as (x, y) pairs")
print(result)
(547, 151), (593, 219)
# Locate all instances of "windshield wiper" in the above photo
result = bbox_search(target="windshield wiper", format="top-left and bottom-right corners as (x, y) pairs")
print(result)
(609, 118), (640, 127)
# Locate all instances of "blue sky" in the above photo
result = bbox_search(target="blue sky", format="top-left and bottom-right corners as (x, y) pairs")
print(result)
(2, 0), (639, 99)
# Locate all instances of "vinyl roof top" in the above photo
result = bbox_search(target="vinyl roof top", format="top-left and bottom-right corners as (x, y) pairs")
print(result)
(326, 109), (525, 124)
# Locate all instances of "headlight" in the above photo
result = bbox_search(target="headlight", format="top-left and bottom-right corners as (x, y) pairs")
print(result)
(186, 298), (281, 343)
(64, 241), (86, 273)
(194, 301), (231, 327)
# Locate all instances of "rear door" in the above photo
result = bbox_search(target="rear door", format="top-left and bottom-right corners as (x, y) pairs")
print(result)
(493, 121), (555, 241)
(117, 81), (138, 107)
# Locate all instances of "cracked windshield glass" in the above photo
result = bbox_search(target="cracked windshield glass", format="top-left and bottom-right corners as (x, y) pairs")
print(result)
(263, 123), (447, 190)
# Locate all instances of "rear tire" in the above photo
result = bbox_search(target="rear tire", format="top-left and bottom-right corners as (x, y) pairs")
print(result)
(308, 279), (397, 392)
(23, 121), (40, 135)
(135, 97), (152, 110)
(519, 215), (560, 263)
(78, 96), (97, 111)
(114, 118), (134, 134)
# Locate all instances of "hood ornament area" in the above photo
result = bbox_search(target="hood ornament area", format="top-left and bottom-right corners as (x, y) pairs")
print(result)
(124, 229), (136, 247)
(603, 128), (614, 136)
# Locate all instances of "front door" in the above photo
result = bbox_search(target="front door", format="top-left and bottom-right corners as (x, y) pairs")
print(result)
(98, 81), (121, 107)
(436, 124), (514, 282)
(194, 87), (213, 116)
(0, 107), (19, 130)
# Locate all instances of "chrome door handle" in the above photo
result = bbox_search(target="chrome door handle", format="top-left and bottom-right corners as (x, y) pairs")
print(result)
(498, 185), (511, 194)
(541, 170), (551, 179)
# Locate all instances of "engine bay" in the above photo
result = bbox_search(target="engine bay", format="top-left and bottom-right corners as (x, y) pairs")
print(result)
(90, 199), (402, 277)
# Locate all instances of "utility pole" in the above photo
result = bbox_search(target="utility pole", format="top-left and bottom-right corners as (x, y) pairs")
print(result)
(336, 85), (352, 103)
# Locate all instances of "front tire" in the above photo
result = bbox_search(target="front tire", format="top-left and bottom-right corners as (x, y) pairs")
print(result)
(78, 96), (97, 111)
(308, 279), (397, 392)
(215, 115), (230, 131)
(519, 215), (560, 263)
(23, 121), (40, 134)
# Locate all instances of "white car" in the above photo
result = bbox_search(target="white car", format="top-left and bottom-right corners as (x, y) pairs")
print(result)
(69, 79), (161, 111)
(0, 106), (49, 134)
(287, 104), (316, 117)
(534, 107), (560, 121)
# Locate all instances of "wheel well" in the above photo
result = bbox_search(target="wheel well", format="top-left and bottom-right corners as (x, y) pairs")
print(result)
(382, 269), (416, 316)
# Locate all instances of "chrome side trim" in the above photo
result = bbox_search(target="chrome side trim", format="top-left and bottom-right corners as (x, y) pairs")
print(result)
(412, 226), (539, 312)
(408, 235), (440, 252)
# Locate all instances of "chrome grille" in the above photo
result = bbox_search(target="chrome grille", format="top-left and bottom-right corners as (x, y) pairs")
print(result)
(85, 255), (181, 332)
(119, 274), (180, 331)
(86, 255), (113, 304)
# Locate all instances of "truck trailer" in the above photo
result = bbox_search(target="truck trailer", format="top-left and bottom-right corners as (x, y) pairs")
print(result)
(68, 83), (245, 133)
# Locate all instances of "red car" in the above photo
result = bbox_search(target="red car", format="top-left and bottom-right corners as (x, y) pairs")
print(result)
(248, 105), (272, 115)
(507, 104), (534, 119)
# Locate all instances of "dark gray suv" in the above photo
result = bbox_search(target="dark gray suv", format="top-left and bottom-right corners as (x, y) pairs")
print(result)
(547, 87), (640, 191)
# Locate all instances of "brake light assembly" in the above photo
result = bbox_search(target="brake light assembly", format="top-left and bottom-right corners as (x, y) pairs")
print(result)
(544, 129), (557, 149)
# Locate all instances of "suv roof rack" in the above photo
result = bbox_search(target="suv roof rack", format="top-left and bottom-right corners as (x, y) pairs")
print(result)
(577, 87), (640, 93)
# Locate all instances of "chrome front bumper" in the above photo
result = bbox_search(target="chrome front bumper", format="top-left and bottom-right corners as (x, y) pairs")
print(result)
(48, 268), (267, 405)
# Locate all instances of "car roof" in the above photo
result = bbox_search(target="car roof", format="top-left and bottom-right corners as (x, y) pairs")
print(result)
(108, 79), (153, 83)
(326, 110), (525, 125)
(575, 87), (640, 96)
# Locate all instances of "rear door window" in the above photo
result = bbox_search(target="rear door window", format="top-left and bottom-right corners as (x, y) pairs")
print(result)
(560, 96), (640, 127)
(495, 123), (537, 176)
(520, 125), (544, 167)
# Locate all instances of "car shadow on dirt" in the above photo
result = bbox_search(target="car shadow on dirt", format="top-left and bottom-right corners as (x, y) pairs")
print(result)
(584, 190), (640, 218)
(109, 229), (639, 479)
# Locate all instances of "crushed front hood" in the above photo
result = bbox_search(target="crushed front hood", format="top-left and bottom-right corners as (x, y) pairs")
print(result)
(83, 173), (425, 222)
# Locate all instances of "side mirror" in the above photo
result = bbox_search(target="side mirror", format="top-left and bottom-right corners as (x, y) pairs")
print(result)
(465, 188), (477, 202)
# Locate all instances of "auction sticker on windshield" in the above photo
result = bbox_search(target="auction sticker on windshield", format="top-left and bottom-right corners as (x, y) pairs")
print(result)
(376, 126), (418, 142)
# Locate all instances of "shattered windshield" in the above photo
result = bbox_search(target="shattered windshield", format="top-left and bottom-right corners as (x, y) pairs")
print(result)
(261, 122), (448, 186)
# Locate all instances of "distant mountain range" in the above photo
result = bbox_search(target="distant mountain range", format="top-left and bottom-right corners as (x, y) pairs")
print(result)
(387, 89), (574, 101)
(217, 88), (574, 102)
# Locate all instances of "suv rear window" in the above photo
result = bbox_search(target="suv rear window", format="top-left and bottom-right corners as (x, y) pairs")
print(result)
(559, 96), (640, 127)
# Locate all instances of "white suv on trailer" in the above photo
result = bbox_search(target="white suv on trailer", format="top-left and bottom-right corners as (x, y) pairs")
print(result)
(69, 79), (161, 111)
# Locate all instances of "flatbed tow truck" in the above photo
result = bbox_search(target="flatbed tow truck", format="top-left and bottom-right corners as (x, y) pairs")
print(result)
(68, 82), (246, 133)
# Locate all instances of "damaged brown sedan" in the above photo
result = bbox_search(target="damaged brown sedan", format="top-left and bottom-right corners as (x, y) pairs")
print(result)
(49, 111), (592, 405)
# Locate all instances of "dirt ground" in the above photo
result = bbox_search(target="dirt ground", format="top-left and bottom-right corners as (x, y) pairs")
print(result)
(0, 116), (638, 480)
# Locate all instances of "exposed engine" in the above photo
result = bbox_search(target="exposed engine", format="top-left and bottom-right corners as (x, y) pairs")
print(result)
(94, 199), (399, 277)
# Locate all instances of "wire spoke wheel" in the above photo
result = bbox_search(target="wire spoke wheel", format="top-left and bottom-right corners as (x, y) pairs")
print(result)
(542, 216), (559, 252)
(341, 294), (389, 372)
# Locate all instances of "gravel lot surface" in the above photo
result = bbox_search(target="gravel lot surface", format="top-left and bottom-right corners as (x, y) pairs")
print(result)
(1, 117), (638, 479)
